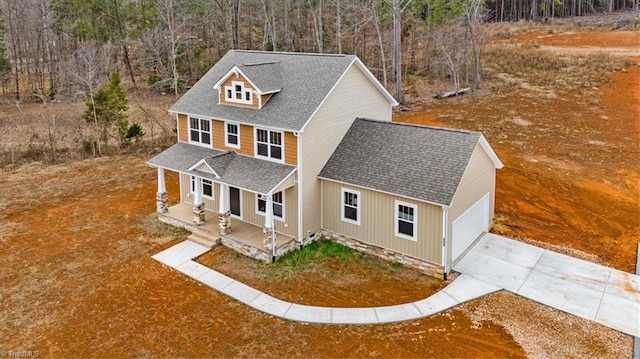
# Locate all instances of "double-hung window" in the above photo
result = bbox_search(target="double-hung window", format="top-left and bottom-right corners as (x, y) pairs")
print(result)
(225, 122), (240, 148)
(191, 177), (214, 199)
(341, 188), (360, 225)
(395, 200), (417, 241)
(257, 191), (284, 219)
(225, 81), (252, 104)
(189, 117), (211, 146)
(256, 128), (282, 161)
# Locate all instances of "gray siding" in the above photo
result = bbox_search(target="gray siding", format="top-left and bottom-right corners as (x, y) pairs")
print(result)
(446, 144), (497, 262)
(301, 63), (393, 237)
(321, 181), (443, 264)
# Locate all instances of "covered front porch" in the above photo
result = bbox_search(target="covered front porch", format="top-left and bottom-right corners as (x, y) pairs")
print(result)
(148, 143), (300, 262)
(158, 203), (297, 262)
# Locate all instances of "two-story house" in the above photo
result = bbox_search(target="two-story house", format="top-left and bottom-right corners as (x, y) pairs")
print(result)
(147, 50), (502, 278)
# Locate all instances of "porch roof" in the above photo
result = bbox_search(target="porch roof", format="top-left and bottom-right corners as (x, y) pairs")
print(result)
(147, 142), (297, 194)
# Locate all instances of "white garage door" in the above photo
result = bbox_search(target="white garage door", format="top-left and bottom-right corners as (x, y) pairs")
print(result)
(452, 193), (490, 262)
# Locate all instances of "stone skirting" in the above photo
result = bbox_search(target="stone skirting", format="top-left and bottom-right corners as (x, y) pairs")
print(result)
(322, 230), (445, 279)
(218, 211), (231, 235)
(156, 192), (168, 213)
(192, 204), (205, 225)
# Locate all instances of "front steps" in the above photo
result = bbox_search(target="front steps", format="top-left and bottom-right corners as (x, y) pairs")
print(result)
(187, 228), (220, 248)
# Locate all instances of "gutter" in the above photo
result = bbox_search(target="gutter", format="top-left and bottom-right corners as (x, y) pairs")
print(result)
(442, 206), (450, 280)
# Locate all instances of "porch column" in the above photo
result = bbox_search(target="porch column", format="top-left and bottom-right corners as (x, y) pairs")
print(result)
(156, 168), (168, 213)
(218, 183), (231, 235)
(262, 194), (276, 255)
(192, 177), (205, 225)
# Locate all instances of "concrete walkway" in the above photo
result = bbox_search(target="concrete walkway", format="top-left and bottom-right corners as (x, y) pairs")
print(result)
(152, 235), (639, 335)
(152, 240), (501, 324)
(454, 233), (640, 337)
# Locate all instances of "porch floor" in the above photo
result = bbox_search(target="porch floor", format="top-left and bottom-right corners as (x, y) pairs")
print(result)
(159, 203), (296, 254)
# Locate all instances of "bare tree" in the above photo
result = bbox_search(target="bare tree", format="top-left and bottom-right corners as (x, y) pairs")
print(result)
(432, 19), (467, 93)
(384, 0), (412, 104)
(67, 43), (113, 156)
(463, 0), (486, 89)
(158, 0), (186, 98)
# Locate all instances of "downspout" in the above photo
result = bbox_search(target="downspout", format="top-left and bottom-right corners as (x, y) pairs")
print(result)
(294, 131), (304, 248)
(442, 206), (449, 280)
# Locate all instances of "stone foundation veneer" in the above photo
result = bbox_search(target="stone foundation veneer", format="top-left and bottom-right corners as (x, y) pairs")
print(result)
(263, 227), (274, 250)
(321, 230), (445, 279)
(156, 192), (168, 213)
(218, 211), (231, 235)
(192, 204), (205, 225)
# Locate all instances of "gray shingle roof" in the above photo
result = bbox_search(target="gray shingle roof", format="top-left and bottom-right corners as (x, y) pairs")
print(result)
(147, 143), (296, 194)
(170, 50), (356, 131)
(237, 62), (283, 93)
(318, 118), (483, 206)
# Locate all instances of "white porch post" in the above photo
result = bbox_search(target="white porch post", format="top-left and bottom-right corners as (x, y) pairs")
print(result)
(218, 183), (231, 235)
(263, 194), (276, 260)
(156, 168), (168, 213)
(192, 177), (205, 225)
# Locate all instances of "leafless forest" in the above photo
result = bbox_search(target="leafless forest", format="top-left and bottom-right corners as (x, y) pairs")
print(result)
(0, 0), (637, 102)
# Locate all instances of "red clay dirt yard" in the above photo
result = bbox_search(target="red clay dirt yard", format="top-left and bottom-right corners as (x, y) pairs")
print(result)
(0, 28), (638, 358)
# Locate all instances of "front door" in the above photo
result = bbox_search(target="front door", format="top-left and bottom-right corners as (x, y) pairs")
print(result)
(229, 186), (241, 217)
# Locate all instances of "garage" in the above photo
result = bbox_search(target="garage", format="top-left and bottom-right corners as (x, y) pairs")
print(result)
(452, 193), (490, 262)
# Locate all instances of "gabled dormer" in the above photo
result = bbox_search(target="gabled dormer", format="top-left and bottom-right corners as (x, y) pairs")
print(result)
(213, 61), (283, 110)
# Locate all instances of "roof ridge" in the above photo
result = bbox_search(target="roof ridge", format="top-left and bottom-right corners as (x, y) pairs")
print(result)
(356, 117), (479, 136)
(233, 49), (351, 58)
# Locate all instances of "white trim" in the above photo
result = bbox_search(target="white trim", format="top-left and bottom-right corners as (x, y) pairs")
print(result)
(394, 200), (417, 242)
(187, 159), (220, 178)
(340, 187), (361, 226)
(268, 168), (297, 195)
(213, 66), (262, 94)
(224, 80), (253, 105)
(224, 121), (241, 149)
(187, 116), (212, 147)
(352, 57), (399, 106)
(478, 135), (504, 169)
(296, 132), (304, 243)
(442, 206), (449, 275)
(318, 176), (446, 208)
(256, 190), (285, 221)
(229, 186), (243, 219)
(168, 110), (295, 133)
(190, 176), (215, 200)
(254, 127), (285, 164)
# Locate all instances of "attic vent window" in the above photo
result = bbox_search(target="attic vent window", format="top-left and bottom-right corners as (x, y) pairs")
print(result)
(225, 81), (252, 105)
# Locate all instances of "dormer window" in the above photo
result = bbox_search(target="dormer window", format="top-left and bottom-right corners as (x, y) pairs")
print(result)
(225, 81), (252, 105)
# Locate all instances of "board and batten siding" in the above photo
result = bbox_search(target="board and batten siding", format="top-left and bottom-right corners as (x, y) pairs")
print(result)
(301, 63), (393, 237)
(321, 181), (443, 264)
(238, 187), (298, 238)
(446, 143), (497, 262)
(179, 173), (217, 212)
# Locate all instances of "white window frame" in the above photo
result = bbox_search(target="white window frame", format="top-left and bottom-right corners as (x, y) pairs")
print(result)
(224, 81), (252, 105)
(224, 122), (241, 148)
(255, 128), (284, 163)
(341, 188), (361, 225)
(395, 200), (417, 241)
(256, 191), (285, 220)
(191, 176), (214, 199)
(188, 117), (212, 147)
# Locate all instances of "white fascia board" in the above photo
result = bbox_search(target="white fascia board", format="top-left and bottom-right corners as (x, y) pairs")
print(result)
(352, 57), (399, 107)
(212, 66), (264, 95)
(478, 135), (504, 169)
(186, 159), (221, 179)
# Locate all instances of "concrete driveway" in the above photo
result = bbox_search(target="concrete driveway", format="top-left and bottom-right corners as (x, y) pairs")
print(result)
(453, 233), (640, 337)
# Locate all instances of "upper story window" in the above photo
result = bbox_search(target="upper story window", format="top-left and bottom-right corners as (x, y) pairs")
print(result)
(257, 191), (284, 219)
(341, 188), (360, 225)
(189, 117), (211, 146)
(225, 122), (240, 148)
(225, 81), (252, 105)
(395, 200), (417, 241)
(255, 128), (282, 162)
